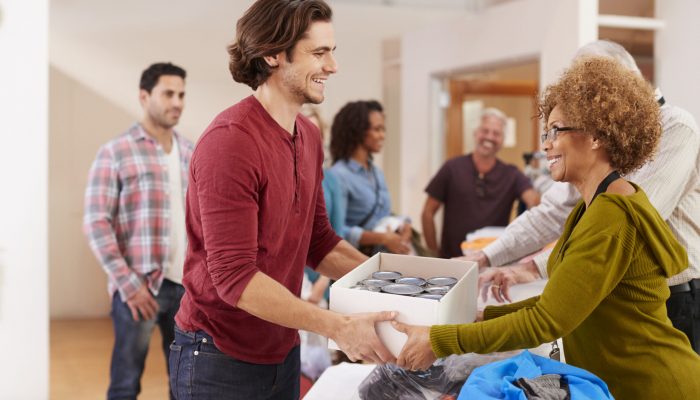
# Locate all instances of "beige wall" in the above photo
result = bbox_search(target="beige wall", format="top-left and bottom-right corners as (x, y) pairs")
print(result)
(49, 67), (135, 318)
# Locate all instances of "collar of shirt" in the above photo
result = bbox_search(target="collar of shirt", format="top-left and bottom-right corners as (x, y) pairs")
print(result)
(346, 158), (374, 174)
(655, 88), (665, 105)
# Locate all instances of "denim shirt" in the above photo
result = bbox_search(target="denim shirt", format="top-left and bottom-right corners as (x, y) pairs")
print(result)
(328, 159), (392, 247)
(322, 168), (345, 233)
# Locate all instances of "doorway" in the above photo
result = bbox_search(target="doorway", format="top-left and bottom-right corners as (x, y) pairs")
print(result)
(444, 61), (540, 169)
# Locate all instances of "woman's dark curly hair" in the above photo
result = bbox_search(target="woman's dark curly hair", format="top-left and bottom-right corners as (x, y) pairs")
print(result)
(330, 100), (384, 163)
(538, 57), (661, 175)
(227, 0), (332, 90)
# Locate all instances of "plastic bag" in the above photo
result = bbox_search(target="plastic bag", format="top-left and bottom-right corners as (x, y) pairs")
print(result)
(358, 351), (521, 400)
(299, 330), (332, 381)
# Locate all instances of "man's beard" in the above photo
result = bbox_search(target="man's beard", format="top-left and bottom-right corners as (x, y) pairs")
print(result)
(284, 72), (323, 105)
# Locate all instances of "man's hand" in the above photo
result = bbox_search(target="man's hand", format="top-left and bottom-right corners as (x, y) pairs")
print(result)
(126, 284), (159, 321)
(453, 250), (490, 269)
(478, 261), (541, 303)
(392, 321), (436, 371)
(382, 228), (410, 254)
(331, 311), (397, 364)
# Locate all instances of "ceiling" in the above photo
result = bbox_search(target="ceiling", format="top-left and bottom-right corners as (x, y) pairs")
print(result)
(332, 0), (516, 11)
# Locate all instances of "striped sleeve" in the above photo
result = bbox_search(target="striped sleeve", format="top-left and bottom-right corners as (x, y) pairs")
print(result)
(83, 144), (142, 300)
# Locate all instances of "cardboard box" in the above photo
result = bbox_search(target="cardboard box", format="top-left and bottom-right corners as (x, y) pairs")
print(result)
(328, 253), (478, 357)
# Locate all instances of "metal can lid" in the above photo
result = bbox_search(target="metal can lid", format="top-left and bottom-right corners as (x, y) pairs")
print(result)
(427, 276), (458, 286)
(372, 271), (403, 281)
(416, 294), (443, 300)
(349, 284), (367, 290)
(381, 283), (424, 296)
(362, 278), (392, 288)
(366, 286), (382, 292)
(396, 277), (426, 286)
(424, 285), (450, 295)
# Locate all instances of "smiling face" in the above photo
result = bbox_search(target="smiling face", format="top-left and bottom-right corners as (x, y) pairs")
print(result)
(473, 115), (505, 158)
(140, 74), (185, 129)
(277, 21), (338, 106)
(361, 111), (386, 154)
(543, 105), (596, 184)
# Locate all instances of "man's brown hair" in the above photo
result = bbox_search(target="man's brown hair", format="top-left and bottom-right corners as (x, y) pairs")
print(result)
(227, 0), (332, 90)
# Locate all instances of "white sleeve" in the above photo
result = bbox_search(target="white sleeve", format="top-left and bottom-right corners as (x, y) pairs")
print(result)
(626, 107), (700, 219)
(482, 182), (580, 267)
(533, 248), (553, 278)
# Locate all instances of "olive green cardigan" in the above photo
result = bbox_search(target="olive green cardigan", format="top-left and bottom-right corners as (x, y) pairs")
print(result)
(431, 184), (700, 399)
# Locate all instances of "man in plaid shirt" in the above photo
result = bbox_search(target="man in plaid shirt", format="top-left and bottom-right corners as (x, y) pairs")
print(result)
(83, 62), (194, 400)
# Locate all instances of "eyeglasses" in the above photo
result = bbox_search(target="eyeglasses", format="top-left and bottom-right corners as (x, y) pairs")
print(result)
(540, 126), (581, 144)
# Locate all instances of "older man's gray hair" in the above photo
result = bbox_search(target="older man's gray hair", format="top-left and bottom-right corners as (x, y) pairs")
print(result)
(480, 107), (508, 128)
(574, 39), (642, 76)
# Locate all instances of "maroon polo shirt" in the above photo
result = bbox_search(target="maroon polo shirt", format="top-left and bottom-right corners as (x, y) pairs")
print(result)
(175, 96), (341, 364)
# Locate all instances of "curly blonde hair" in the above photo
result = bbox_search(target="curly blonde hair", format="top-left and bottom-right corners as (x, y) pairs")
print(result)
(538, 57), (661, 175)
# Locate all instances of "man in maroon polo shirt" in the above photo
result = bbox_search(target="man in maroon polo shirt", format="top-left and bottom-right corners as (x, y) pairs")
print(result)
(169, 1), (395, 398)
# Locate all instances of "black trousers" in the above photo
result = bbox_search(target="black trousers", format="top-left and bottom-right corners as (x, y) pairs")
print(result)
(666, 285), (700, 354)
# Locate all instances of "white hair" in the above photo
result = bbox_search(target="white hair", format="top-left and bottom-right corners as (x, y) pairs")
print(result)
(480, 107), (508, 128)
(574, 40), (642, 76)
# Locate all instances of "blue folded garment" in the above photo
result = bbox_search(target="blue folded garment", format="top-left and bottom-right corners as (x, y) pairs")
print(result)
(458, 350), (613, 399)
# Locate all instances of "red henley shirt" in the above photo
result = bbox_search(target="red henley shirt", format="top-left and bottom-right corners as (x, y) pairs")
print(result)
(175, 96), (341, 364)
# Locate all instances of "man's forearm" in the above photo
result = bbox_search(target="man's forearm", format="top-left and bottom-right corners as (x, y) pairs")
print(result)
(315, 240), (367, 280)
(482, 182), (576, 267)
(237, 271), (344, 337)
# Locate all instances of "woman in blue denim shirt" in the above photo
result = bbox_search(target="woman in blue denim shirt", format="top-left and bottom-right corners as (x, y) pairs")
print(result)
(328, 100), (412, 255)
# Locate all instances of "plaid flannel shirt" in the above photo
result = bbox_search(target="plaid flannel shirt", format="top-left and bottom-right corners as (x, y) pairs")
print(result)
(83, 124), (194, 300)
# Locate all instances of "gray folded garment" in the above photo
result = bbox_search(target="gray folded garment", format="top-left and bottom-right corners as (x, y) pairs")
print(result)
(512, 373), (570, 400)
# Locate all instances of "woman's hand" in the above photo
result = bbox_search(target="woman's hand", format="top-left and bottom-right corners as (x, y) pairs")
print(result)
(382, 228), (410, 254)
(391, 321), (436, 371)
(399, 222), (413, 244)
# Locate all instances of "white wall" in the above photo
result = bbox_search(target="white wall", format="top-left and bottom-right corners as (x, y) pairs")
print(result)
(399, 0), (597, 227)
(656, 0), (700, 122)
(0, 0), (50, 398)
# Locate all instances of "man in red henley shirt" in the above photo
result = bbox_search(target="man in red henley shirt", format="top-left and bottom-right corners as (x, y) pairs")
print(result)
(169, 1), (395, 398)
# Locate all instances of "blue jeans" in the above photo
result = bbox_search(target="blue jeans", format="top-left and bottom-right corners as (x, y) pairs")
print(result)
(169, 327), (300, 400)
(108, 279), (185, 400)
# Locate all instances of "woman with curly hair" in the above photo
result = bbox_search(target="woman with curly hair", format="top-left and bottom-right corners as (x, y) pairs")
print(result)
(391, 57), (700, 399)
(328, 100), (412, 255)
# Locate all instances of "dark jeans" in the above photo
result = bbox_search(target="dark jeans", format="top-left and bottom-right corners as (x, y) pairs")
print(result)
(169, 327), (300, 400)
(108, 279), (185, 400)
(667, 286), (700, 354)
